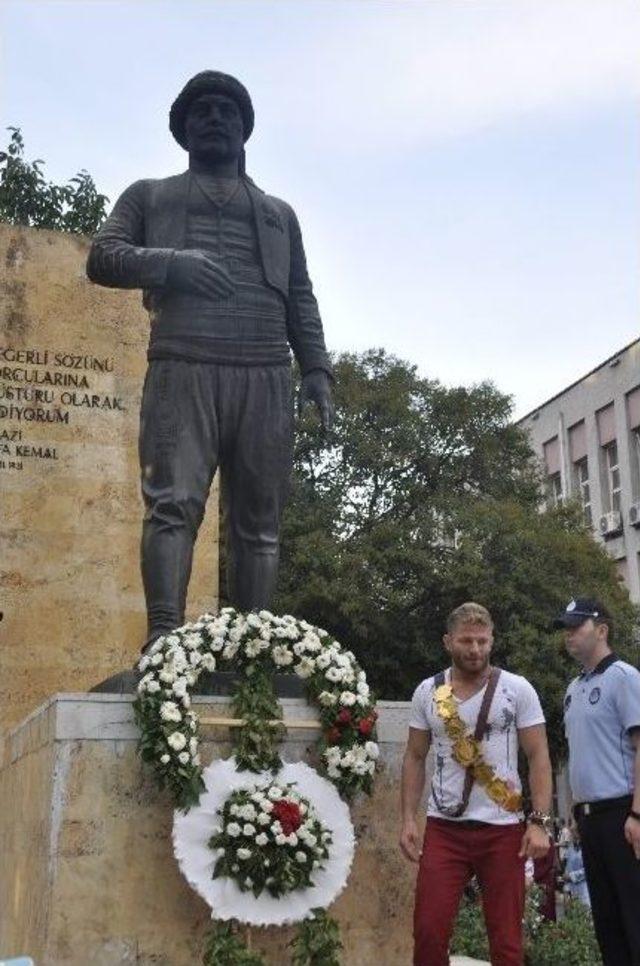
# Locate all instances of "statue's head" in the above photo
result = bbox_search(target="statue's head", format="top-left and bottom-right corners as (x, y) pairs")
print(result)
(169, 71), (254, 169)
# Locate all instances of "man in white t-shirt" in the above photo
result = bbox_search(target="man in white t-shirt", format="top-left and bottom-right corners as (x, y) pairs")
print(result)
(400, 602), (552, 966)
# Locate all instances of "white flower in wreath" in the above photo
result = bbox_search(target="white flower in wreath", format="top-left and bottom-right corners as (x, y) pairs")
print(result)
(303, 632), (322, 652)
(165, 634), (180, 647)
(255, 832), (268, 847)
(237, 847), (252, 860)
(178, 752), (190, 765)
(146, 680), (161, 694)
(226, 822), (241, 837)
(325, 666), (344, 683)
(189, 650), (202, 666)
(295, 656), (316, 679)
(295, 851), (307, 863)
(272, 645), (294, 667)
(210, 637), (225, 652)
(365, 742), (380, 760)
(246, 613), (263, 629)
(267, 786), (283, 801)
(172, 678), (188, 698)
(240, 804), (257, 821)
(275, 833), (287, 845)
(327, 765), (340, 779)
(223, 641), (240, 660)
(151, 652), (164, 666)
(318, 691), (337, 707)
(341, 750), (355, 768)
(138, 655), (151, 672)
(160, 701), (182, 723)
(257, 812), (270, 827)
(189, 737), (198, 756)
(243, 824), (256, 837)
(185, 670), (198, 686)
(160, 754), (170, 764)
(286, 833), (299, 846)
(167, 731), (187, 752)
(339, 691), (356, 707)
(315, 652), (332, 670)
(159, 668), (176, 684)
(260, 800), (274, 813)
(244, 638), (264, 658)
(201, 653), (217, 673)
(324, 747), (341, 765)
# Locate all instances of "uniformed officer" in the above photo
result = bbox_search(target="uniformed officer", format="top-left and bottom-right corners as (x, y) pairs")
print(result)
(555, 597), (640, 966)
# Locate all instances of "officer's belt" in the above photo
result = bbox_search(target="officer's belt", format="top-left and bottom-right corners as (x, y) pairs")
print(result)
(573, 794), (632, 819)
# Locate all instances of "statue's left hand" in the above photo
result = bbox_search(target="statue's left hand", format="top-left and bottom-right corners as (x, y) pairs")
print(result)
(298, 370), (335, 432)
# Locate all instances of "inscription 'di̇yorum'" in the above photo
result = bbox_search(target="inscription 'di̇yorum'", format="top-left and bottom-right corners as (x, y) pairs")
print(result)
(0, 346), (125, 472)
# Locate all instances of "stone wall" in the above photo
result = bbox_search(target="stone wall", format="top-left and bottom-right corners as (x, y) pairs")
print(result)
(0, 695), (419, 966)
(0, 225), (219, 732)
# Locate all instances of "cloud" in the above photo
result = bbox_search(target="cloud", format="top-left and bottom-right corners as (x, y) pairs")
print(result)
(284, 1), (640, 148)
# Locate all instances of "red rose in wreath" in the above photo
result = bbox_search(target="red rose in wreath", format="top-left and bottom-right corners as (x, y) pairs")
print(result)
(272, 799), (302, 835)
(358, 717), (375, 736)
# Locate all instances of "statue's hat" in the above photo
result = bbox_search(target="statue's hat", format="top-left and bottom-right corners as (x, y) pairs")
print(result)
(169, 71), (254, 148)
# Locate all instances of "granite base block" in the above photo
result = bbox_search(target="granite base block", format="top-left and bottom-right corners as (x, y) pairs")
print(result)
(0, 694), (418, 966)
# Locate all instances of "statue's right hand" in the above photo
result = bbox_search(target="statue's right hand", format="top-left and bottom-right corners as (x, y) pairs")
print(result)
(167, 250), (235, 298)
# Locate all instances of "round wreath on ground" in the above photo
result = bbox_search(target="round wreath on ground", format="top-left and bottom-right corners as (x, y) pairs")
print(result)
(173, 759), (355, 927)
(134, 608), (379, 810)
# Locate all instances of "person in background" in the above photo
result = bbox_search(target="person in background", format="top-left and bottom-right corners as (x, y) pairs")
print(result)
(563, 822), (590, 907)
(555, 596), (640, 966)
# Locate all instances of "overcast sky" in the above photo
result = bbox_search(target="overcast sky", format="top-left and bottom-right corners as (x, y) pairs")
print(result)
(2, 0), (639, 418)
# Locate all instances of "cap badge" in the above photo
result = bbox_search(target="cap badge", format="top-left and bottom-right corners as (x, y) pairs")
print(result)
(567, 600), (576, 612)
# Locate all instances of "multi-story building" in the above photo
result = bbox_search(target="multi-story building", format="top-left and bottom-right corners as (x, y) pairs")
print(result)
(518, 338), (640, 603)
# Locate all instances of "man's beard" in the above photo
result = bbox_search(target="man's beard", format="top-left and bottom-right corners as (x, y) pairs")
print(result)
(451, 652), (490, 676)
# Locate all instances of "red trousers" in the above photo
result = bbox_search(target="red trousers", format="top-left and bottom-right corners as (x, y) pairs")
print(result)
(414, 817), (526, 966)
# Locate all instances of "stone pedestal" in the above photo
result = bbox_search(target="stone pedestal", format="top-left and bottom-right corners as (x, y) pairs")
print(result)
(0, 695), (418, 966)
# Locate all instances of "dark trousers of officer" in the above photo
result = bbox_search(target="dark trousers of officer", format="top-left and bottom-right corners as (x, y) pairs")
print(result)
(577, 802), (640, 966)
(138, 360), (293, 644)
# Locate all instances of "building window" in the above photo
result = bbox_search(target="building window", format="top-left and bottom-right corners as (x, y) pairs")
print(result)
(547, 472), (563, 508)
(573, 457), (592, 526)
(603, 442), (621, 513)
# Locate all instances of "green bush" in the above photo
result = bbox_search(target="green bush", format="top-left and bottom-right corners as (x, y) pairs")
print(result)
(528, 900), (601, 966)
(450, 891), (600, 965)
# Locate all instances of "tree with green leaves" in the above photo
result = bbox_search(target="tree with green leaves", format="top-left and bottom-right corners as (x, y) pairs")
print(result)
(274, 349), (638, 762)
(0, 126), (108, 235)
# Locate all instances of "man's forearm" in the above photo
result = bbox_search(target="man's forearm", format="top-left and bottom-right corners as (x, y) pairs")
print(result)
(528, 748), (553, 814)
(401, 752), (426, 822)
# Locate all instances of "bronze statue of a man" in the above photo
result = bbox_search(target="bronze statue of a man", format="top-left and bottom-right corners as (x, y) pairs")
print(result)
(87, 71), (333, 650)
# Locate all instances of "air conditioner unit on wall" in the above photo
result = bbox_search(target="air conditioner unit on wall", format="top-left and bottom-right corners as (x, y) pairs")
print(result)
(599, 511), (623, 538)
(629, 502), (640, 527)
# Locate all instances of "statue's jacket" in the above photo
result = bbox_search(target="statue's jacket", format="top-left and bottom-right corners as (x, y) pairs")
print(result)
(86, 172), (331, 376)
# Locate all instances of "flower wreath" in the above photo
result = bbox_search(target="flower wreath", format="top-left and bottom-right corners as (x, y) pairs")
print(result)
(133, 608), (379, 964)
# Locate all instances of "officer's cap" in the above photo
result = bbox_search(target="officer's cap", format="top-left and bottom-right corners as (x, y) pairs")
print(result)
(552, 597), (611, 629)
